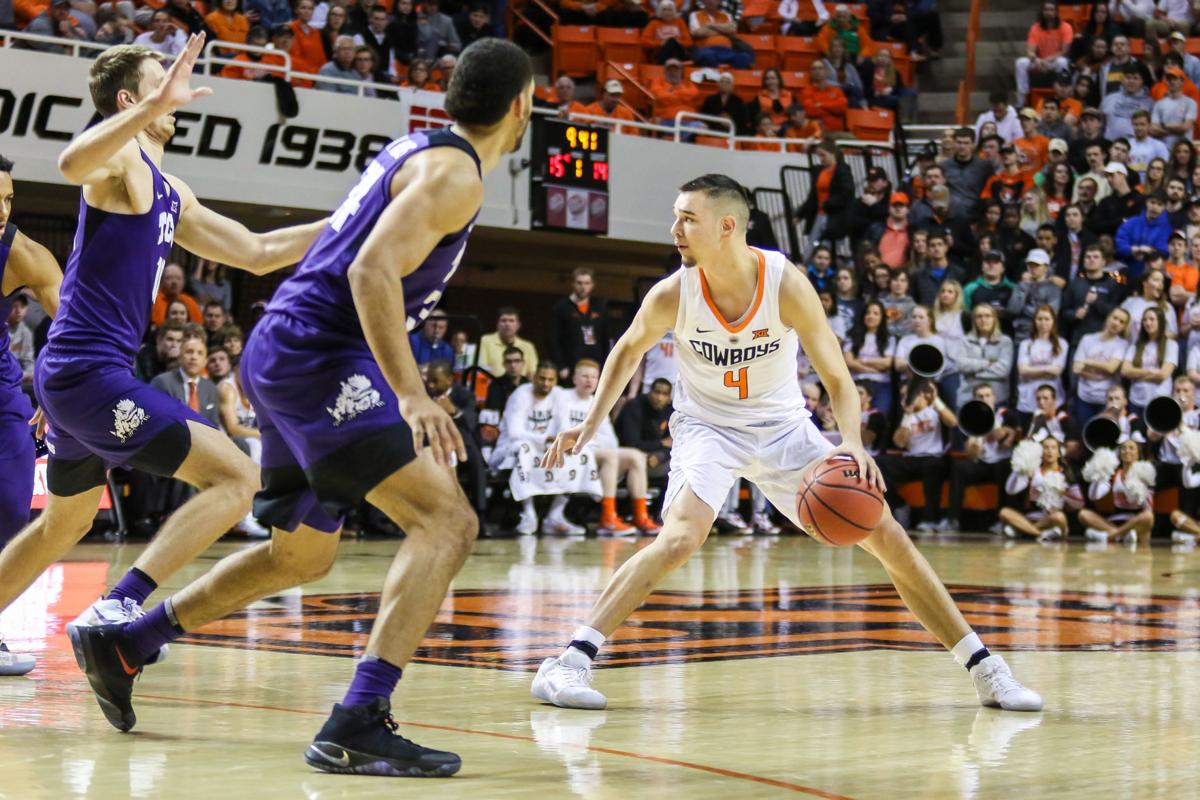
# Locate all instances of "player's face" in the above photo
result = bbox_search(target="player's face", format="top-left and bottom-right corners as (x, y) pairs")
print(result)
(508, 82), (536, 154)
(136, 58), (176, 142)
(533, 367), (557, 397)
(573, 365), (599, 395)
(425, 368), (452, 396)
(0, 171), (12, 236)
(671, 193), (712, 267)
(180, 338), (207, 377)
(648, 382), (671, 409)
(207, 350), (230, 379)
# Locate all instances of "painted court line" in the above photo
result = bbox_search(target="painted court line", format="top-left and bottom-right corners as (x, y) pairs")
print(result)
(136, 691), (854, 799)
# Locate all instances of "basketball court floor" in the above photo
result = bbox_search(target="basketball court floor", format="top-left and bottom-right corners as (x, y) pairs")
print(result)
(2, 534), (1199, 799)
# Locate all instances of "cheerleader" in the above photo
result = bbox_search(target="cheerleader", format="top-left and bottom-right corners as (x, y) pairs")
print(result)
(1078, 440), (1156, 545)
(998, 437), (1084, 542)
(1168, 425), (1200, 545)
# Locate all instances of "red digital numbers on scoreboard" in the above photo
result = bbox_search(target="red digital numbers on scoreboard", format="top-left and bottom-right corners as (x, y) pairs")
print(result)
(592, 161), (608, 183)
(549, 153), (571, 179)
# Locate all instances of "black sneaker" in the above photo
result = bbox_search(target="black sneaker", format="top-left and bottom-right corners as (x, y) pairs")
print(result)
(304, 697), (462, 777)
(66, 622), (143, 732)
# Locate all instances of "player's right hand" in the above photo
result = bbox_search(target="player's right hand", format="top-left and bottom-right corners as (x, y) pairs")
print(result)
(400, 394), (467, 469)
(28, 407), (47, 439)
(541, 424), (594, 469)
(151, 33), (213, 112)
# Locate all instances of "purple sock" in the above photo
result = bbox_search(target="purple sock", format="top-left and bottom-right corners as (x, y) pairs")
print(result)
(342, 657), (403, 707)
(125, 600), (184, 663)
(107, 567), (157, 606)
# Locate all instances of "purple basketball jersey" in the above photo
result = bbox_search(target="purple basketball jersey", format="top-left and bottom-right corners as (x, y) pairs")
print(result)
(43, 149), (180, 367)
(0, 223), (34, 421)
(266, 128), (481, 338)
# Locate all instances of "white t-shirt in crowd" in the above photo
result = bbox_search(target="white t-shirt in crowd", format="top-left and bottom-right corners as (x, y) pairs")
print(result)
(641, 332), (679, 394)
(844, 333), (896, 383)
(1016, 336), (1068, 413)
(902, 405), (944, 456)
(1074, 332), (1130, 404)
(1123, 338), (1179, 408)
(1120, 296), (1178, 342)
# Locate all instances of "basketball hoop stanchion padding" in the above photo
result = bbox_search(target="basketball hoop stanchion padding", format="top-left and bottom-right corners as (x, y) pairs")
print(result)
(796, 456), (885, 546)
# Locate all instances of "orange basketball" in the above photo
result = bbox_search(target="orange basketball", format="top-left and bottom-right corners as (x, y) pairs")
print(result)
(796, 455), (885, 546)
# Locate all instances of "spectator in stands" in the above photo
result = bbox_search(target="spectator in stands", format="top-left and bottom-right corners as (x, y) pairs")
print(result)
(1061, 244), (1123, 347)
(1117, 0), (1192, 48)
(1009, 248), (1062, 341)
(150, 263), (201, 327)
(749, 68), (793, 127)
(1122, 267), (1178, 341)
(834, 266), (862, 329)
(941, 127), (992, 223)
(220, 25), (285, 80)
(945, 383), (1017, 532)
(479, 307), (538, 378)
(582, 80), (639, 134)
(1103, 70), (1155, 144)
(423, 360), (486, 520)
(1014, 305), (1069, 425)
(697, 73), (748, 136)
(208, 343), (261, 458)
(437, 54), (458, 89)
(455, 3), (493, 48)
(1122, 306), (1178, 416)
(1100, 36), (1153, 99)
(798, 137), (854, 250)
(400, 58), (438, 89)
(484, 345), (528, 415)
(248, 0), (292, 29)
(165, 0), (212, 37)
(1037, 98), (1071, 141)
(135, 322), (183, 383)
(1152, 66), (1198, 149)
(316, 34), (360, 90)
(964, 248), (1017, 322)
(894, 304), (959, 402)
(910, 231), (964, 306)
(823, 36), (866, 108)
(849, 168), (893, 244)
(1015, 2), (1072, 108)
(616, 376), (673, 474)
(800, 60), (849, 132)
(319, 4), (350, 60)
(200, 301), (227, 348)
(548, 267), (610, 380)
(135, 9), (188, 57)
(818, 2), (877, 69)
(881, 269), (915, 338)
(1041, 159), (1072, 216)
(642, 0), (693, 64)
(355, 4), (400, 80)
(975, 91), (1022, 144)
(689, 0), (752, 68)
(558, 0), (609, 24)
(844, 299), (896, 416)
(805, 245), (835, 291)
(867, 190), (912, 271)
(1116, 190), (1172, 275)
(1070, 110), (1111, 178)
(1126, 111), (1170, 179)
(981, 144), (1032, 206)
(1068, 2), (1119, 67)
(386, 0), (420, 66)
(24, 0), (90, 53)
(1168, 30), (1200, 86)
(1015, 107), (1049, 173)
(414, 0), (459, 60)
(93, 10), (136, 48)
(206, 0), (250, 55)
(1168, 232), (1200, 306)
(151, 331), (220, 427)
(6, 295), (33, 388)
(866, 45), (910, 112)
(606, 0), (649, 27)
(1093, 161), (1145, 237)
(349, 45), (385, 91)
(876, 378), (957, 531)
(409, 308), (454, 365)
(957, 302), (1013, 406)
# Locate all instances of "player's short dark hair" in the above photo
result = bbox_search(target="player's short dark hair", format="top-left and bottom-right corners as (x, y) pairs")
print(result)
(0, 154), (12, 174)
(156, 320), (185, 342)
(537, 360), (559, 374)
(650, 377), (672, 392)
(90, 44), (159, 117)
(678, 173), (751, 217)
(445, 39), (532, 128)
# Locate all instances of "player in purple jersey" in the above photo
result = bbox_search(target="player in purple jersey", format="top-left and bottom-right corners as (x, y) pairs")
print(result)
(70, 38), (534, 775)
(0, 38), (325, 695)
(0, 155), (63, 677)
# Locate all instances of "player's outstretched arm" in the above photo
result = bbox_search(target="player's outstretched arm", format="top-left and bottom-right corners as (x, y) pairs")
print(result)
(542, 275), (678, 468)
(58, 34), (211, 187)
(170, 177), (327, 274)
(8, 231), (61, 317)
(349, 147), (482, 467)
(780, 263), (885, 490)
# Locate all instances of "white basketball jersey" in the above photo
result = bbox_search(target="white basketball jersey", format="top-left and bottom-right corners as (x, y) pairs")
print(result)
(673, 247), (807, 428)
(641, 331), (679, 393)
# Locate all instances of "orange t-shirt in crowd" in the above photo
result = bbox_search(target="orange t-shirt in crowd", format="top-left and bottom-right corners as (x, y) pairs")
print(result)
(288, 20), (326, 75)
(1036, 95), (1082, 121)
(756, 90), (794, 125)
(150, 292), (203, 327)
(689, 9), (734, 48)
(738, 136), (784, 152)
(579, 101), (639, 135)
(220, 51), (288, 80)
(641, 18), (692, 49)
(815, 165), (834, 207)
(206, 10), (249, 44)
(1166, 260), (1200, 293)
(783, 119), (822, 152)
(800, 83), (848, 131)
(650, 77), (700, 120)
(980, 169), (1034, 204)
(1026, 21), (1072, 59)
(1015, 134), (1049, 173)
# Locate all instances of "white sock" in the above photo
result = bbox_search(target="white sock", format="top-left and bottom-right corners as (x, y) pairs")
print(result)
(521, 498), (535, 515)
(951, 631), (986, 668)
(548, 495), (569, 518)
(560, 625), (606, 667)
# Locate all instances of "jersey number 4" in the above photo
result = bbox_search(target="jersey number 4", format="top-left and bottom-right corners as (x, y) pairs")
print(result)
(723, 367), (748, 399)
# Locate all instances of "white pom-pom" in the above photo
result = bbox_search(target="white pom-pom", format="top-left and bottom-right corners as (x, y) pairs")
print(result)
(1178, 429), (1200, 466)
(1012, 439), (1043, 477)
(1036, 470), (1067, 512)
(1082, 448), (1119, 485)
(1123, 461), (1157, 507)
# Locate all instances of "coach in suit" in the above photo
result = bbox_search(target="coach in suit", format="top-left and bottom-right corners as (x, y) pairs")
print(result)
(150, 333), (220, 428)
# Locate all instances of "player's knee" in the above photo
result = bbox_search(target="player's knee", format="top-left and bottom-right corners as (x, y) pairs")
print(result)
(270, 541), (335, 583)
(657, 528), (704, 565)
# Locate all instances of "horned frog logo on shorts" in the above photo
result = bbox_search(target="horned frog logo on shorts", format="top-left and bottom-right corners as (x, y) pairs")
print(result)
(327, 374), (384, 427)
(110, 399), (149, 443)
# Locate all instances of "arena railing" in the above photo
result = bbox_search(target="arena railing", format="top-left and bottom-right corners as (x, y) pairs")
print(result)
(0, 29), (111, 57)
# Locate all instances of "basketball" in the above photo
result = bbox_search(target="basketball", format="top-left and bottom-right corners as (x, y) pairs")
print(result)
(796, 456), (885, 546)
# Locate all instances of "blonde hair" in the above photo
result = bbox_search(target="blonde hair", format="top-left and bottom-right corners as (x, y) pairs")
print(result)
(935, 279), (964, 314)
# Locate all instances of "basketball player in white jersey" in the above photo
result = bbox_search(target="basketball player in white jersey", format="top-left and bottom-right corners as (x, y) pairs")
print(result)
(531, 175), (1042, 712)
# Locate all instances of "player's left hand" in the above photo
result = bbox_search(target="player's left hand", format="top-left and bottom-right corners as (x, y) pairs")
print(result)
(28, 407), (47, 439)
(150, 33), (213, 113)
(828, 442), (886, 492)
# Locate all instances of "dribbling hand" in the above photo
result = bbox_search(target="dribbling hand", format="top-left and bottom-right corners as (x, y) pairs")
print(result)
(400, 394), (467, 469)
(541, 424), (594, 469)
(150, 34), (214, 113)
(828, 442), (886, 492)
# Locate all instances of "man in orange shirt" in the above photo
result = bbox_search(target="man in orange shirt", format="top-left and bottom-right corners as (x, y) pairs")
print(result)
(641, 0), (692, 64)
(1014, 2), (1071, 107)
(150, 263), (203, 327)
(688, 0), (752, 68)
(650, 58), (701, 127)
(288, 0), (327, 76)
(800, 60), (849, 132)
(579, 80), (640, 135)
(1014, 107), (1049, 173)
(1164, 230), (1199, 300)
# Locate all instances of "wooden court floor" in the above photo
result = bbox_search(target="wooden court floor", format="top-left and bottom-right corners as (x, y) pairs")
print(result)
(2, 534), (1200, 800)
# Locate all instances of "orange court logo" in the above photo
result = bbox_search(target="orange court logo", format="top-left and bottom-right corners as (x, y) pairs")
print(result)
(179, 584), (1200, 670)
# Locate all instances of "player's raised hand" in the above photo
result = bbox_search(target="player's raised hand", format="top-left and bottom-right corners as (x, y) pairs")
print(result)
(829, 442), (886, 493)
(151, 34), (213, 112)
(541, 424), (594, 469)
(400, 394), (467, 469)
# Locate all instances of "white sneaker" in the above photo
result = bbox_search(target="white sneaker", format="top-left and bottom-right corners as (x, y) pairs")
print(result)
(1172, 530), (1197, 545)
(71, 597), (169, 664)
(1002, 524), (1018, 539)
(717, 512), (752, 535)
(542, 516), (586, 536)
(239, 512), (270, 538)
(0, 641), (35, 676)
(516, 509), (539, 535)
(988, 521), (1005, 535)
(915, 521), (938, 532)
(531, 656), (607, 710)
(937, 518), (959, 532)
(970, 654), (1043, 712)
(751, 512), (780, 535)
(1115, 530), (1137, 546)
(1037, 527), (1063, 543)
(1084, 528), (1108, 543)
